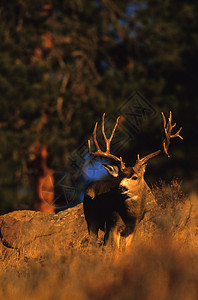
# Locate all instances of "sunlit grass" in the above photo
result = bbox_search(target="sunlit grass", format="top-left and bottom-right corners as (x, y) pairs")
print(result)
(0, 186), (198, 300)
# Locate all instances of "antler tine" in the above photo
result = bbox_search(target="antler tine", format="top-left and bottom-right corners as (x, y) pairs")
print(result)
(93, 122), (100, 150)
(134, 150), (162, 169)
(167, 111), (177, 130)
(120, 156), (125, 171)
(102, 113), (108, 145)
(88, 139), (91, 152)
(169, 111), (172, 127)
(109, 116), (120, 142)
(88, 122), (99, 153)
(134, 111), (183, 171)
(101, 113), (120, 153)
(161, 112), (166, 129)
(88, 114), (125, 169)
(171, 127), (183, 140)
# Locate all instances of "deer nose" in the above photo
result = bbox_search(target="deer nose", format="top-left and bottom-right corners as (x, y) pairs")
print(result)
(121, 186), (128, 193)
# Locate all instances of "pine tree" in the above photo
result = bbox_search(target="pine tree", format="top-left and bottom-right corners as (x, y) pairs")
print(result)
(126, 0), (198, 182)
(0, 0), (197, 213)
(0, 0), (133, 213)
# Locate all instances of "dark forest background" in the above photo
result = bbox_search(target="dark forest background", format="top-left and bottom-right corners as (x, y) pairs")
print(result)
(0, 0), (197, 214)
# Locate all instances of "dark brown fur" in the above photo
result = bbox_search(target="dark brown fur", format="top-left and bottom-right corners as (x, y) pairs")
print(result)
(83, 164), (155, 249)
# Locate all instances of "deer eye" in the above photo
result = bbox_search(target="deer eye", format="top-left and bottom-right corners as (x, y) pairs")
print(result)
(132, 175), (138, 180)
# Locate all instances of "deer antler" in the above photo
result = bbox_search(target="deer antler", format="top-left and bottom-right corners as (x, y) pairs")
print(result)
(88, 113), (125, 170)
(134, 112), (183, 171)
(161, 111), (183, 156)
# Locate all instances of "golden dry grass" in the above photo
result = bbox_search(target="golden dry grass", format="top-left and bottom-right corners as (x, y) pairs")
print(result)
(0, 185), (198, 300)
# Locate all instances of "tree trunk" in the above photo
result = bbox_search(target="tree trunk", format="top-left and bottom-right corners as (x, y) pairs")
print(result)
(33, 142), (55, 213)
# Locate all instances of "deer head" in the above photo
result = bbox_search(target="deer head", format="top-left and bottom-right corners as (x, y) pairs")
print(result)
(88, 112), (183, 196)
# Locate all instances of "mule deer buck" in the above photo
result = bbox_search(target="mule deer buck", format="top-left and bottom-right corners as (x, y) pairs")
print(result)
(83, 112), (183, 251)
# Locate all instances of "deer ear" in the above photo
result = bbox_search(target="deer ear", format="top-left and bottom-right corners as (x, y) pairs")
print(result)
(102, 164), (119, 177)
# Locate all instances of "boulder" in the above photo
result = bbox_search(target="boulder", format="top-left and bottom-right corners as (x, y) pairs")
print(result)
(0, 204), (89, 259)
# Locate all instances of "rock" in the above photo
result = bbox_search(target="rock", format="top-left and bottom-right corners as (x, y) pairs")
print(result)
(0, 204), (89, 260)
